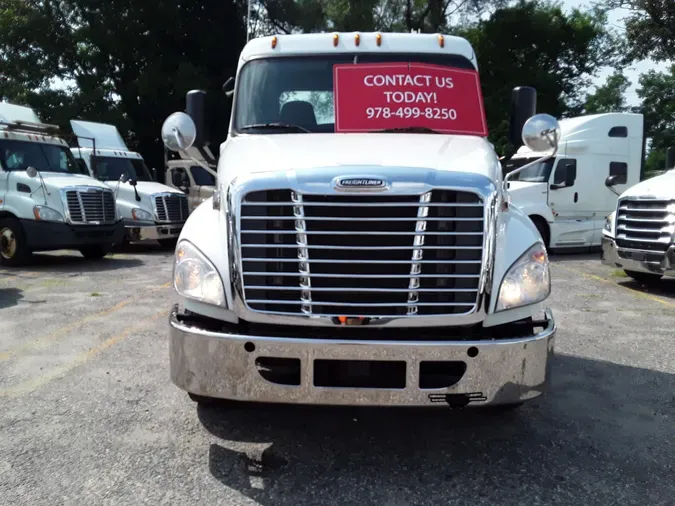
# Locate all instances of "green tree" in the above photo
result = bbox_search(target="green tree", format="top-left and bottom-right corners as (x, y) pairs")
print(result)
(635, 66), (675, 177)
(0, 0), (246, 175)
(457, 0), (625, 157)
(605, 0), (675, 63)
(583, 71), (631, 114)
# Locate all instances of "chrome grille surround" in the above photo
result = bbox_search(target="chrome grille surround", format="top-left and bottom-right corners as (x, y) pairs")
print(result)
(615, 196), (675, 261)
(60, 186), (117, 225)
(226, 167), (500, 328)
(152, 192), (190, 223)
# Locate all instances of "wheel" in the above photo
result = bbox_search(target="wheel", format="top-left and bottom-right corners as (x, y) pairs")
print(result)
(79, 245), (108, 260)
(531, 217), (550, 249)
(624, 270), (662, 284)
(0, 218), (31, 267)
(158, 238), (178, 249)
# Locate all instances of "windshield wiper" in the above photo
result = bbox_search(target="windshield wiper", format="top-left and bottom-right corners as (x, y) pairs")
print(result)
(374, 127), (443, 134)
(239, 123), (311, 133)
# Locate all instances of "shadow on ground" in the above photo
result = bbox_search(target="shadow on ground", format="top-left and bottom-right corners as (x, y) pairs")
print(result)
(113, 241), (175, 256)
(196, 353), (674, 505)
(616, 276), (675, 300)
(25, 252), (144, 273)
(0, 287), (23, 309)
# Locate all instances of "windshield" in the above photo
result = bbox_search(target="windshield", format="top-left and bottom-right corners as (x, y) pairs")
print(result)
(0, 139), (86, 175)
(233, 53), (486, 135)
(503, 157), (555, 183)
(92, 156), (153, 182)
(189, 165), (215, 186)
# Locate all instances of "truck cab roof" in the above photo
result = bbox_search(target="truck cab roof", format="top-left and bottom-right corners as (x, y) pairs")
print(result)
(239, 32), (478, 69)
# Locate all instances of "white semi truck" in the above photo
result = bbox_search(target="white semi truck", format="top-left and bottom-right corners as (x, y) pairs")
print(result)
(503, 113), (645, 250)
(69, 120), (190, 248)
(164, 144), (217, 213)
(602, 151), (675, 283)
(0, 103), (124, 266)
(162, 32), (559, 411)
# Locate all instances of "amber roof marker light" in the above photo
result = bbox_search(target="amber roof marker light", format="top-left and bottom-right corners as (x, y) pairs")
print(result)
(271, 36), (278, 49)
(333, 33), (339, 47)
(376, 33), (382, 46)
(354, 33), (360, 46)
(438, 34), (445, 48)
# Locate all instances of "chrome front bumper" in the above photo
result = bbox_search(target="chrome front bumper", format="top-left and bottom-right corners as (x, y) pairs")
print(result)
(601, 236), (675, 276)
(169, 305), (556, 407)
(124, 222), (184, 242)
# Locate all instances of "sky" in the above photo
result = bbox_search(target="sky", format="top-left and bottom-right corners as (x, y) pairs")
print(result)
(562, 0), (672, 105)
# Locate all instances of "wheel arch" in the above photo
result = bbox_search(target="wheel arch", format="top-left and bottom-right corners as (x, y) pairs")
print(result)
(528, 214), (550, 248)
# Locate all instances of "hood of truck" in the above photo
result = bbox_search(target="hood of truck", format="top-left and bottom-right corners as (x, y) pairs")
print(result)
(107, 181), (184, 209)
(506, 181), (548, 207)
(620, 170), (675, 200)
(218, 133), (500, 185)
(15, 171), (110, 191)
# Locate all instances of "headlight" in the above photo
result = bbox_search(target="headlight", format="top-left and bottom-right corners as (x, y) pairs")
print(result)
(131, 208), (153, 221)
(496, 242), (550, 312)
(174, 240), (225, 307)
(603, 212), (615, 235)
(33, 206), (64, 222)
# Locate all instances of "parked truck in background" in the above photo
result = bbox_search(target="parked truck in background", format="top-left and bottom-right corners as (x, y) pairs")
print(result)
(69, 120), (190, 248)
(602, 148), (675, 283)
(503, 112), (645, 250)
(0, 103), (124, 266)
(161, 32), (559, 411)
(164, 144), (217, 213)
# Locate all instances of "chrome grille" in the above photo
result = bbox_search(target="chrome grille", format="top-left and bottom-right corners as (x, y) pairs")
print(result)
(154, 194), (189, 222)
(616, 198), (675, 254)
(239, 189), (485, 318)
(65, 189), (116, 224)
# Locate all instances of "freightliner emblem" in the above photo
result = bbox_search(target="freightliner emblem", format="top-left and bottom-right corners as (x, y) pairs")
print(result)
(334, 177), (387, 191)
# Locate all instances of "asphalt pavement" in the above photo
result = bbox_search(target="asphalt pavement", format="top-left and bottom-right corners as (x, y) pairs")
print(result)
(0, 245), (673, 505)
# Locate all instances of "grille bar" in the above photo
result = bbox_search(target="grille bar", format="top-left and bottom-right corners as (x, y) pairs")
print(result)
(239, 188), (485, 318)
(64, 188), (116, 224)
(154, 194), (189, 222)
(616, 198), (675, 254)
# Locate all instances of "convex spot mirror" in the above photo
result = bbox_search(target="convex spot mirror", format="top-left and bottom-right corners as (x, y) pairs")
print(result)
(26, 166), (38, 178)
(522, 114), (561, 153)
(162, 112), (197, 152)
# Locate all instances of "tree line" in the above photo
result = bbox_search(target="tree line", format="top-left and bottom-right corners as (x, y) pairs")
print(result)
(0, 0), (673, 178)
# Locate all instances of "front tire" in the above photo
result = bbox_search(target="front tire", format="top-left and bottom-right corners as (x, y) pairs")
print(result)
(0, 218), (31, 267)
(624, 270), (662, 284)
(79, 245), (109, 261)
(531, 216), (550, 249)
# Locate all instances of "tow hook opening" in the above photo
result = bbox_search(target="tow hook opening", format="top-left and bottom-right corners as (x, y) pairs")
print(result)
(428, 392), (487, 408)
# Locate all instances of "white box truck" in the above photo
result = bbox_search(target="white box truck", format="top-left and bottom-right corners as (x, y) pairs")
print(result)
(69, 120), (190, 248)
(161, 32), (559, 410)
(601, 151), (675, 283)
(503, 113), (645, 250)
(0, 103), (124, 266)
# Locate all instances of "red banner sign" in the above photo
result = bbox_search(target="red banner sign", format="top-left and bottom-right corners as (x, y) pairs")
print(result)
(333, 63), (488, 136)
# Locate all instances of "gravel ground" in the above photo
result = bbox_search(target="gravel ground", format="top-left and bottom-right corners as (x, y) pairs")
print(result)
(0, 245), (673, 506)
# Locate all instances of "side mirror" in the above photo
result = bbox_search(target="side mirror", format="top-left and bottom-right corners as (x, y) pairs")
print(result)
(26, 166), (38, 178)
(172, 171), (188, 188)
(161, 112), (197, 152)
(119, 173), (128, 184)
(605, 175), (620, 187)
(509, 86), (537, 148)
(223, 77), (235, 99)
(129, 179), (137, 187)
(522, 114), (561, 153)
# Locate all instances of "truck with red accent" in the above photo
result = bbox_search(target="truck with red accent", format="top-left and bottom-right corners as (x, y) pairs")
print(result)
(161, 32), (559, 411)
